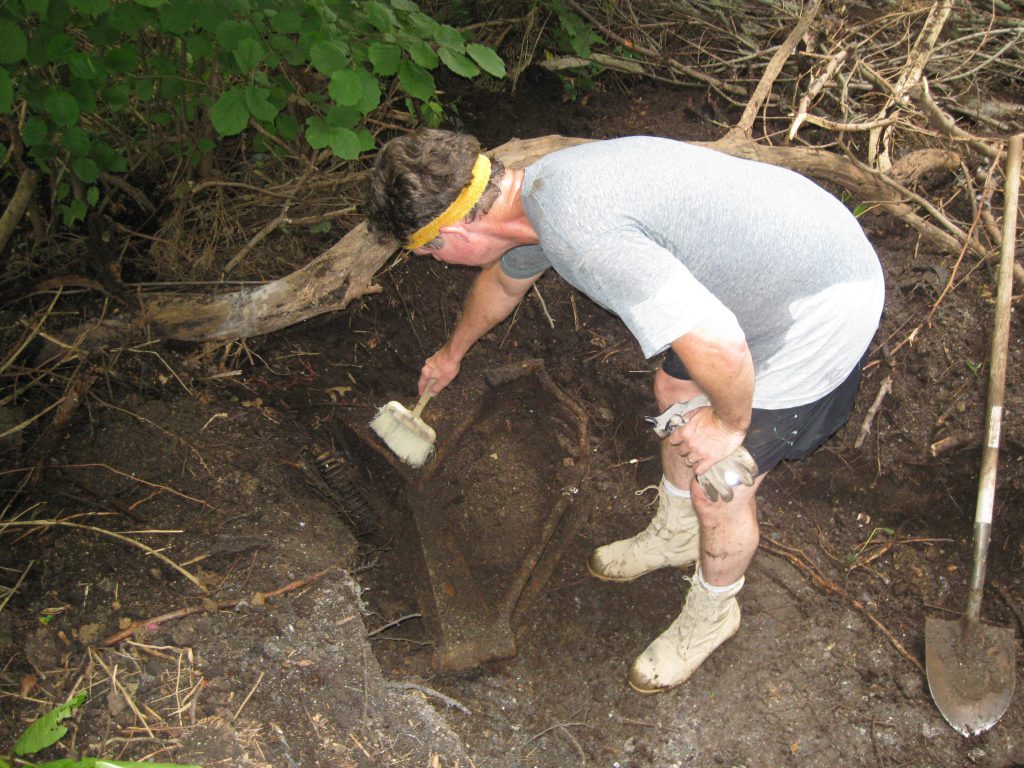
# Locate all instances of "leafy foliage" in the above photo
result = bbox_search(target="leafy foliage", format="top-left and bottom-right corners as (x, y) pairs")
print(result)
(0, 0), (505, 227)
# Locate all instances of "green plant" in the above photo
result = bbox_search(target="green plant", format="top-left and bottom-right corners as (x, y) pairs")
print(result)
(548, 0), (602, 58)
(2, 691), (200, 767)
(538, 1), (605, 101)
(0, 0), (505, 227)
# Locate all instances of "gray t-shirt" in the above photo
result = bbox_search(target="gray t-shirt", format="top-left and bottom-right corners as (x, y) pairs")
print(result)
(501, 137), (884, 409)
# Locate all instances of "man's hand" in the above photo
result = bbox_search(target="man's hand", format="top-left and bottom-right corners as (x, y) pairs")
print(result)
(697, 447), (759, 502)
(419, 345), (462, 395)
(668, 406), (746, 474)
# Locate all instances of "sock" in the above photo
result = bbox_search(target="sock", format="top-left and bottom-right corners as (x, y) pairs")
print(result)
(662, 477), (691, 499)
(697, 566), (744, 594)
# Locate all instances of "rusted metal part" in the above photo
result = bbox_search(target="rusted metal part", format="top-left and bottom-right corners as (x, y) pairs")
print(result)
(401, 359), (590, 671)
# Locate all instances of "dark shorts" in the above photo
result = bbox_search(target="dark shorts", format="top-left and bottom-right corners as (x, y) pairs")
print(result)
(662, 350), (865, 474)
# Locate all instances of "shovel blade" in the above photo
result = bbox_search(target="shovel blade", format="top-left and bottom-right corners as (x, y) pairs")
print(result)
(925, 616), (1016, 737)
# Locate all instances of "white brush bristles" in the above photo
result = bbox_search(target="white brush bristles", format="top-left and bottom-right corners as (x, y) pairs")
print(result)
(370, 401), (436, 468)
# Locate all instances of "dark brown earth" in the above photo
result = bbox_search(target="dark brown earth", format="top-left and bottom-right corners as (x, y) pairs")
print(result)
(2, 73), (1024, 768)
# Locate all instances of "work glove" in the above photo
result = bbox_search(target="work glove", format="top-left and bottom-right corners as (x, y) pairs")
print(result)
(698, 446), (759, 503)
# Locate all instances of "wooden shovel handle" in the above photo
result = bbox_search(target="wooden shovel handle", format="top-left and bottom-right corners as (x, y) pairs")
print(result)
(967, 133), (1022, 624)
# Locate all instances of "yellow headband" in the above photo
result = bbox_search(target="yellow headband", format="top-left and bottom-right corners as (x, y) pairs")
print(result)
(406, 154), (491, 250)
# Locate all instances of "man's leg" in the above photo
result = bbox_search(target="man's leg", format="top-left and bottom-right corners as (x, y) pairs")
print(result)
(655, 368), (761, 585)
(586, 370), (706, 581)
(626, 370), (763, 693)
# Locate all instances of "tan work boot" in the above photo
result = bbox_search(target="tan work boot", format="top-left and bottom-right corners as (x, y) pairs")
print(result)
(627, 568), (743, 693)
(587, 483), (700, 582)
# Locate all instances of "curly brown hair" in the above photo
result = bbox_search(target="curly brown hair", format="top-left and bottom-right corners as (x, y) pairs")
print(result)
(364, 129), (505, 246)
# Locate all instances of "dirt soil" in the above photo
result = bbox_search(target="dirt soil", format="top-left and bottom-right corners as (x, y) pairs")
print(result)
(3, 74), (1024, 768)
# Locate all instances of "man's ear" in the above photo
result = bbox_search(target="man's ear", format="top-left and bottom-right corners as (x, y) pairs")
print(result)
(439, 222), (471, 241)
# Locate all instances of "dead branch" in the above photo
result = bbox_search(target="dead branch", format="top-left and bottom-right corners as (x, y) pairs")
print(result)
(0, 167), (39, 257)
(909, 79), (1000, 160)
(728, 0), (822, 140)
(854, 375), (892, 449)
(760, 538), (925, 675)
(101, 567), (336, 645)
(222, 162), (319, 274)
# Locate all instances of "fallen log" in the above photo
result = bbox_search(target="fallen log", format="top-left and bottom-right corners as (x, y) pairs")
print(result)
(138, 135), (590, 341)
(138, 129), (1018, 342)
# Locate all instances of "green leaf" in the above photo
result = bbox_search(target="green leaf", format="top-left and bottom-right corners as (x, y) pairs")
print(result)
(439, 47), (478, 78)
(194, 1), (229, 31)
(23, 115), (48, 146)
(107, 2), (152, 34)
(466, 43), (504, 78)
(0, 68), (12, 113)
(186, 33), (213, 59)
(68, 0), (107, 17)
(356, 126), (376, 152)
(328, 68), (363, 107)
(367, 41), (401, 76)
(364, 1), (396, 32)
(14, 691), (87, 756)
(210, 87), (250, 135)
(271, 32), (305, 64)
(72, 156), (99, 182)
(433, 24), (464, 51)
(403, 39), (437, 69)
(327, 125), (360, 159)
(215, 19), (250, 51)
(275, 112), (298, 140)
(133, 0), (168, 8)
(233, 37), (265, 70)
(134, 77), (155, 102)
(310, 39), (349, 75)
(46, 33), (77, 64)
(105, 43), (139, 73)
(89, 18), (120, 45)
(101, 81), (130, 109)
(398, 59), (434, 101)
(30, 140), (59, 165)
(0, 20), (29, 64)
(244, 85), (278, 122)
(69, 78), (97, 113)
(69, 52), (105, 80)
(325, 103), (359, 128)
(403, 8), (438, 38)
(158, 0), (196, 34)
(350, 68), (380, 113)
(45, 90), (80, 127)
(390, 0), (419, 11)
(61, 125), (91, 155)
(24, 0), (50, 18)
(271, 9), (302, 34)
(48, 0), (73, 26)
(304, 115), (331, 149)
(86, 185), (100, 206)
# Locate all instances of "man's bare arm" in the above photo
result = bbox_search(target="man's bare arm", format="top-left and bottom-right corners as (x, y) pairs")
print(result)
(419, 263), (543, 393)
(666, 310), (755, 468)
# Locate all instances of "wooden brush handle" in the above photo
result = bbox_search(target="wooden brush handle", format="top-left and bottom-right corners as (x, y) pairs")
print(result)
(411, 379), (436, 418)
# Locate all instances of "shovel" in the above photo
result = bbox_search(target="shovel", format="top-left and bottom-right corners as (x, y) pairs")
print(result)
(925, 134), (1021, 737)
